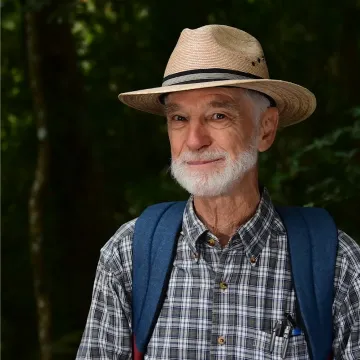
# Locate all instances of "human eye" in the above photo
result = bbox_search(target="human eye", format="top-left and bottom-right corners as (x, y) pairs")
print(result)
(167, 114), (188, 129)
(207, 112), (233, 129)
(172, 115), (187, 122)
(211, 113), (227, 120)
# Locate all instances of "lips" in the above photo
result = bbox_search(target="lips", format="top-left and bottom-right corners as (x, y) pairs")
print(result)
(186, 158), (223, 165)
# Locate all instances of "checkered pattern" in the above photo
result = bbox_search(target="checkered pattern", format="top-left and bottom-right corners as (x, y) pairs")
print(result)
(76, 189), (360, 359)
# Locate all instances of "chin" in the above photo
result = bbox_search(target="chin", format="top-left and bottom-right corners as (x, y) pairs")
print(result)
(176, 175), (235, 197)
(184, 164), (225, 177)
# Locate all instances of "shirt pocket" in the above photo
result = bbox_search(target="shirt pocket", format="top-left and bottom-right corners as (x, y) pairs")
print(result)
(255, 330), (310, 360)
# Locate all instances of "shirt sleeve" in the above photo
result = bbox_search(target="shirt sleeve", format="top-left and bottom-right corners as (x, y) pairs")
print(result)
(332, 231), (360, 359)
(76, 259), (132, 360)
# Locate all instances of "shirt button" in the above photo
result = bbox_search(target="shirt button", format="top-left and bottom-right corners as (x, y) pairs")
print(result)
(218, 336), (226, 345)
(219, 281), (228, 290)
(250, 255), (257, 264)
(208, 238), (216, 247)
(193, 252), (199, 259)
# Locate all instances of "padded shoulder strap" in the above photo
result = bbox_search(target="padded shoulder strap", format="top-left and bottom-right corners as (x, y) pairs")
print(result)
(276, 206), (338, 360)
(132, 201), (187, 356)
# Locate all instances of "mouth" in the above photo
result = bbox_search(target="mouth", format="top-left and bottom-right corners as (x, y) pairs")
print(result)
(186, 158), (224, 166)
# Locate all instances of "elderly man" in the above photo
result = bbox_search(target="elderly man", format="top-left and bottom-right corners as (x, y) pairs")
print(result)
(77, 25), (360, 359)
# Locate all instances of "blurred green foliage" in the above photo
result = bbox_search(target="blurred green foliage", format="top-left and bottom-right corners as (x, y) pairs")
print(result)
(2, 0), (359, 358)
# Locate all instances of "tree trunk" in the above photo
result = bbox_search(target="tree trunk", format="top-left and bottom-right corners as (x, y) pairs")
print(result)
(25, 1), (108, 357)
(25, 8), (52, 360)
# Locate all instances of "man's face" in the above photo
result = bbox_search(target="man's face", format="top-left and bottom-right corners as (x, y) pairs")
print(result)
(165, 87), (265, 196)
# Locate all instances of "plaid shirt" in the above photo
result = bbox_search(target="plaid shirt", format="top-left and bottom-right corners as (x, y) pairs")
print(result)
(76, 189), (360, 359)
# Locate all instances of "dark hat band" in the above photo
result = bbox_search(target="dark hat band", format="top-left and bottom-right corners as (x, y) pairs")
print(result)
(162, 68), (262, 86)
(161, 68), (276, 107)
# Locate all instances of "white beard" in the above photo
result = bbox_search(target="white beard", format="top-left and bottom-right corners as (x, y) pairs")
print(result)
(170, 144), (258, 197)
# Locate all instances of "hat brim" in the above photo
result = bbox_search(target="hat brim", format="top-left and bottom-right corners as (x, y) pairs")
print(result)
(118, 79), (316, 127)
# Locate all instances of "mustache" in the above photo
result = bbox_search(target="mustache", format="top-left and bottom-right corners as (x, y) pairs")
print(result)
(172, 151), (229, 163)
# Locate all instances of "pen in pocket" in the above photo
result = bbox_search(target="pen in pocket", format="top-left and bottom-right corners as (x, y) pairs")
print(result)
(270, 320), (283, 353)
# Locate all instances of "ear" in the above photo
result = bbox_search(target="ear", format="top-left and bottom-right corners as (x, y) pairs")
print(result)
(257, 107), (279, 152)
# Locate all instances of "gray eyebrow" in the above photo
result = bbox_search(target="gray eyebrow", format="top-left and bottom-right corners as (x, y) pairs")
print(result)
(164, 103), (182, 114)
(208, 100), (239, 111)
(163, 100), (240, 115)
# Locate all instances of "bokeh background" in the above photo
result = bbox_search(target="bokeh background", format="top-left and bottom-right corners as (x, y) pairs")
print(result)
(2, 0), (360, 359)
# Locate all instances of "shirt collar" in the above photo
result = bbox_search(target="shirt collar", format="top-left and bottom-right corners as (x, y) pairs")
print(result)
(181, 188), (285, 261)
(182, 195), (208, 243)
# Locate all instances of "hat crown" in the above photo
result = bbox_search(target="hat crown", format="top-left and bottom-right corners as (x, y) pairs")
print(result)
(164, 25), (269, 79)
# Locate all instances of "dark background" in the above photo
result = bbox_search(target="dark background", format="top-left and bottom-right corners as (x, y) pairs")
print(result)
(2, 0), (360, 359)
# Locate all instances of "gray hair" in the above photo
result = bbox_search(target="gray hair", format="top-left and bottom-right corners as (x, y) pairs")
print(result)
(243, 89), (271, 124)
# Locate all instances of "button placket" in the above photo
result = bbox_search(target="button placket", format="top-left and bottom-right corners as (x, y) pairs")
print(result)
(210, 247), (230, 357)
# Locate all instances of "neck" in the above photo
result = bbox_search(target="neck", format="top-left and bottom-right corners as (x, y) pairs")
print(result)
(193, 169), (260, 247)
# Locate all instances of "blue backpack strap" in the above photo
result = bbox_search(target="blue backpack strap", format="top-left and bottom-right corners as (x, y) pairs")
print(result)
(132, 201), (187, 357)
(276, 206), (338, 360)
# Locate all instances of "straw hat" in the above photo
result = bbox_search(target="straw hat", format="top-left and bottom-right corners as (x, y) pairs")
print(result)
(118, 25), (316, 127)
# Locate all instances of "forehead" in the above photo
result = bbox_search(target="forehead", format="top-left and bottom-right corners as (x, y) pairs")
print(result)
(164, 87), (249, 108)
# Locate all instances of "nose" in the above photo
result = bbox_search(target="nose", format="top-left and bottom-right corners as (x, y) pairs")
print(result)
(186, 120), (211, 151)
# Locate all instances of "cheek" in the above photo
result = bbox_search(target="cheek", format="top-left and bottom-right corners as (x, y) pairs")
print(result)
(234, 122), (256, 147)
(216, 128), (249, 154)
(168, 130), (185, 157)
